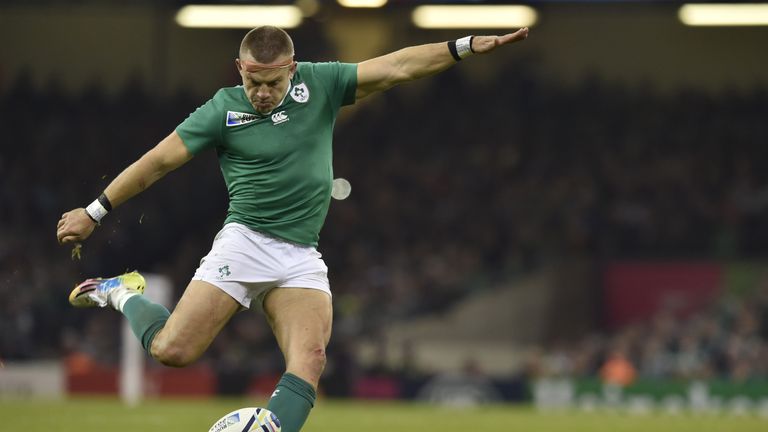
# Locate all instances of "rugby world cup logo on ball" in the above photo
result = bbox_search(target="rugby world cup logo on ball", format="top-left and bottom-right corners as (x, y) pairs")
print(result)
(208, 407), (281, 432)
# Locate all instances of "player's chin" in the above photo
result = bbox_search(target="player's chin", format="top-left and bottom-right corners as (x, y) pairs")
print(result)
(255, 103), (273, 113)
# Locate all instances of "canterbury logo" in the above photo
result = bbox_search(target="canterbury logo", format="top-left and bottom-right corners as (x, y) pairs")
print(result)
(226, 111), (260, 127)
(271, 111), (289, 125)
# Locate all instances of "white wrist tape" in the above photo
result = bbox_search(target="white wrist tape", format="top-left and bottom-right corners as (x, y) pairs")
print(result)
(85, 199), (109, 223)
(455, 36), (474, 59)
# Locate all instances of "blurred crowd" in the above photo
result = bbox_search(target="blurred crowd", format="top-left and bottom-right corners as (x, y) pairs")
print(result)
(530, 289), (768, 385)
(2, 60), (768, 393)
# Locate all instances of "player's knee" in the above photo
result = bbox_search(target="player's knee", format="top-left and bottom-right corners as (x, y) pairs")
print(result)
(301, 347), (327, 381)
(151, 340), (199, 368)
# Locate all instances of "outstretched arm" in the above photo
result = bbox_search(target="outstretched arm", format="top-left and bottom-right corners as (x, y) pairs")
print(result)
(355, 28), (529, 100)
(56, 131), (193, 244)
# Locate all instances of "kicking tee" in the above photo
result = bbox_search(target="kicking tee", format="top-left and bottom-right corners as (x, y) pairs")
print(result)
(176, 62), (357, 247)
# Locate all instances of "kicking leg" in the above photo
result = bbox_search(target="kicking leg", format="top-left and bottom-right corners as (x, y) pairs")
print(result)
(264, 288), (332, 432)
(148, 280), (240, 367)
(70, 273), (239, 367)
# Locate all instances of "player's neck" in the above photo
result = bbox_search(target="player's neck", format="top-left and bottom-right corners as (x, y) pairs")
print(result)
(243, 84), (292, 116)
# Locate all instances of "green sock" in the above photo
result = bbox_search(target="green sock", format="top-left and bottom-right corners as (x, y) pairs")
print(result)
(267, 373), (317, 432)
(122, 295), (170, 353)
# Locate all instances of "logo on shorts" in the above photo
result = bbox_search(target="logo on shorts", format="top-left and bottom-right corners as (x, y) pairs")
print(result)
(218, 265), (231, 278)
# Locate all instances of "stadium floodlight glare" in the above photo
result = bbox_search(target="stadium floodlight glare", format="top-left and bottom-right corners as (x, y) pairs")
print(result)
(679, 3), (768, 26)
(337, 0), (388, 7)
(175, 5), (303, 29)
(412, 5), (537, 29)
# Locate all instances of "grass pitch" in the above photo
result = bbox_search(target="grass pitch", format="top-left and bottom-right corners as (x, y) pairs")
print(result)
(2, 397), (766, 432)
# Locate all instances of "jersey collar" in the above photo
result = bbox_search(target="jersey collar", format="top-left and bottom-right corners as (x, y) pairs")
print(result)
(240, 81), (293, 117)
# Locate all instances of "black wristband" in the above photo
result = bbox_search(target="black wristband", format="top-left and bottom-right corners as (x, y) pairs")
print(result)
(469, 36), (475, 53)
(98, 193), (113, 212)
(447, 40), (461, 62)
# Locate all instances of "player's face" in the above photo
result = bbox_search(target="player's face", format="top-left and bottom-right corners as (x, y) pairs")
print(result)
(237, 54), (295, 114)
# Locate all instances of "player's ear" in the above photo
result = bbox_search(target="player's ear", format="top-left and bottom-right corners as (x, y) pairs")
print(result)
(289, 61), (297, 78)
(235, 58), (243, 72)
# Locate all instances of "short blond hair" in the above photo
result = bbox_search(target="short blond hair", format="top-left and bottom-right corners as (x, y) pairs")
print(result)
(239, 26), (294, 63)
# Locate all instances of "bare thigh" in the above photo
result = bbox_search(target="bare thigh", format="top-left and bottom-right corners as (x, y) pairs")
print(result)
(150, 280), (241, 366)
(264, 288), (333, 387)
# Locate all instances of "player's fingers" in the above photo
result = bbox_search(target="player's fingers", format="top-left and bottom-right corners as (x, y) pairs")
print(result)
(60, 235), (80, 245)
(500, 28), (528, 44)
(57, 227), (77, 243)
(474, 31), (524, 53)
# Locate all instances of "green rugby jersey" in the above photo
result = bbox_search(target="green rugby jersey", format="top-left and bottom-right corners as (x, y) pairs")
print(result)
(176, 62), (357, 246)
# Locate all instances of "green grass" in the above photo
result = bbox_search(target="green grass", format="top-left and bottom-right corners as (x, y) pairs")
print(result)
(1, 398), (766, 431)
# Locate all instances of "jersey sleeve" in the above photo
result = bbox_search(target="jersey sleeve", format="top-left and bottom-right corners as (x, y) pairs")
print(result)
(175, 93), (224, 155)
(309, 62), (358, 109)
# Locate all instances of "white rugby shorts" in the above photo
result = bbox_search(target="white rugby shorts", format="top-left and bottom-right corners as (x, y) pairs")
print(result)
(192, 222), (330, 309)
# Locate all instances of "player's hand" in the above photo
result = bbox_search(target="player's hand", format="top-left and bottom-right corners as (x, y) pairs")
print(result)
(471, 27), (529, 54)
(57, 208), (97, 244)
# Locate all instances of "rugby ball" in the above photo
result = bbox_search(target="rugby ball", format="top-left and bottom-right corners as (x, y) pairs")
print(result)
(208, 407), (281, 432)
